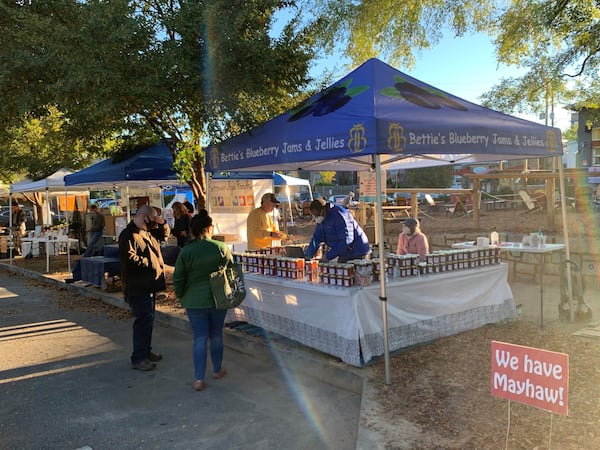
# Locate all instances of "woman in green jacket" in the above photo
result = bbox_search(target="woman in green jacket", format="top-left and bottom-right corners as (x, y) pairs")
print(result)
(173, 209), (232, 391)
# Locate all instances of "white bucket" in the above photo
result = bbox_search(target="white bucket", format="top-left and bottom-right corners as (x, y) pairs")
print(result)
(476, 237), (490, 248)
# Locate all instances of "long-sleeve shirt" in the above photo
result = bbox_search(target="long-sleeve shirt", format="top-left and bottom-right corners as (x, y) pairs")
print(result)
(396, 231), (429, 260)
(118, 221), (167, 297)
(305, 203), (370, 262)
(246, 207), (277, 250)
(173, 237), (233, 309)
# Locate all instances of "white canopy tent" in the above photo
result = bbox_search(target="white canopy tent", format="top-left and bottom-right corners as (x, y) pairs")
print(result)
(273, 172), (313, 224)
(8, 168), (89, 268)
(9, 168), (88, 226)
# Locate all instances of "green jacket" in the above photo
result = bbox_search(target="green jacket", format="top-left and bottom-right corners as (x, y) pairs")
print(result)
(173, 237), (233, 309)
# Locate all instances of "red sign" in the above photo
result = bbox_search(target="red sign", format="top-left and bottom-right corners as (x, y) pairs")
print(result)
(490, 341), (569, 415)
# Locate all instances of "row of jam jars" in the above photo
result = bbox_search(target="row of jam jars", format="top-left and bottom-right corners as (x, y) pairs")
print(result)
(318, 261), (355, 287)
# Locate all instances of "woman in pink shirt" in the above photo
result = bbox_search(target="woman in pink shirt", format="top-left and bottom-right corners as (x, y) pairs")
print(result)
(396, 218), (429, 260)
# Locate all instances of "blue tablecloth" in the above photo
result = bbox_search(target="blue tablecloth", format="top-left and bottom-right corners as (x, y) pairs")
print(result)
(78, 256), (121, 286)
(103, 244), (179, 265)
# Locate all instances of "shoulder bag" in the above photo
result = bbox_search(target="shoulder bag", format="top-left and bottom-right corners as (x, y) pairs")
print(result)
(209, 262), (247, 309)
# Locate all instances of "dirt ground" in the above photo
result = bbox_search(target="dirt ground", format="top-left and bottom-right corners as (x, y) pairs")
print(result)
(6, 204), (600, 449)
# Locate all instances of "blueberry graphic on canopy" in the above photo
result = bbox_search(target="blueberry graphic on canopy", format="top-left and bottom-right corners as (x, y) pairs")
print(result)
(288, 80), (368, 122)
(381, 75), (468, 111)
(393, 82), (441, 109)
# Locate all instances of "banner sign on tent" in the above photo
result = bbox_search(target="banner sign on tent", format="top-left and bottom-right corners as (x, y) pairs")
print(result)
(204, 58), (562, 173)
(490, 341), (569, 415)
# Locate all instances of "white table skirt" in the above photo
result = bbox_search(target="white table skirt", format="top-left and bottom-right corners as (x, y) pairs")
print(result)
(20, 237), (78, 273)
(227, 263), (516, 366)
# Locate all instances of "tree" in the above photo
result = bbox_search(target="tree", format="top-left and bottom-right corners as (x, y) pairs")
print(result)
(480, 1), (599, 125)
(401, 166), (454, 189)
(305, 0), (497, 68)
(317, 171), (336, 185)
(0, 0), (315, 207)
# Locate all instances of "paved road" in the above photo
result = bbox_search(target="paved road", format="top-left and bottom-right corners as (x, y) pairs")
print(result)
(0, 270), (362, 450)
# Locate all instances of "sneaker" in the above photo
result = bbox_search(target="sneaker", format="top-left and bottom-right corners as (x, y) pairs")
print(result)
(212, 368), (227, 379)
(147, 351), (163, 362)
(131, 359), (156, 371)
(192, 380), (206, 391)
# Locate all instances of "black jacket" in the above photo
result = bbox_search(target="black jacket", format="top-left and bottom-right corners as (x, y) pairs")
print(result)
(118, 221), (167, 297)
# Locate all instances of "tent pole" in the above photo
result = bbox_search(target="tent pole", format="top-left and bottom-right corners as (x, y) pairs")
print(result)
(46, 188), (50, 226)
(8, 193), (13, 265)
(556, 156), (573, 321)
(374, 155), (391, 385)
(125, 186), (131, 223)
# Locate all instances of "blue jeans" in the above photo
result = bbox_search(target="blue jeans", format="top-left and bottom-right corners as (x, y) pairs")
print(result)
(128, 293), (155, 364)
(186, 308), (227, 381)
(84, 231), (103, 257)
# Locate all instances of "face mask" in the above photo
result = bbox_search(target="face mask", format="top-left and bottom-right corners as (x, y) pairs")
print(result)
(145, 216), (156, 229)
(402, 226), (411, 235)
(314, 216), (324, 224)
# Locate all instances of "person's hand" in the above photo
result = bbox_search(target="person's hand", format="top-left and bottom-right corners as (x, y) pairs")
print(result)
(270, 230), (285, 240)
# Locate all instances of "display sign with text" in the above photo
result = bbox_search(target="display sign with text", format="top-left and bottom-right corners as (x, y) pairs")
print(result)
(358, 170), (386, 203)
(491, 341), (569, 415)
(209, 179), (256, 213)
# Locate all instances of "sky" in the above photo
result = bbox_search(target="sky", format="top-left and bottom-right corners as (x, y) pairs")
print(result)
(390, 33), (573, 131)
(313, 32), (572, 131)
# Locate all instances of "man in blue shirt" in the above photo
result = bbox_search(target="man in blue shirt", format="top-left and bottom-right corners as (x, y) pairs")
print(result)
(305, 198), (370, 263)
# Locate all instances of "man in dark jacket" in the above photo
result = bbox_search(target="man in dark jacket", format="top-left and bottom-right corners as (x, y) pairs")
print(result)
(304, 198), (371, 263)
(118, 205), (170, 371)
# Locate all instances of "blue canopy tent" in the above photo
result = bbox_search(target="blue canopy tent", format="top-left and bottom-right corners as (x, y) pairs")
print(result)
(64, 143), (183, 220)
(203, 58), (564, 381)
(64, 142), (179, 190)
(204, 58), (561, 175)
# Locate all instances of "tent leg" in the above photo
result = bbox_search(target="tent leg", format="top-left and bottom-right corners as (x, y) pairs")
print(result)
(374, 155), (391, 385)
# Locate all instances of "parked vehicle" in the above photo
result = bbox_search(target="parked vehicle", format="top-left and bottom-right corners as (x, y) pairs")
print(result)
(0, 207), (36, 230)
(97, 199), (121, 209)
(294, 192), (320, 203)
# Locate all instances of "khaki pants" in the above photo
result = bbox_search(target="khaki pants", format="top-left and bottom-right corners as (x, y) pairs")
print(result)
(11, 227), (25, 255)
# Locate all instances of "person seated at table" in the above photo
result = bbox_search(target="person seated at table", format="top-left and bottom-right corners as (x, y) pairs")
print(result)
(304, 198), (370, 263)
(396, 217), (429, 260)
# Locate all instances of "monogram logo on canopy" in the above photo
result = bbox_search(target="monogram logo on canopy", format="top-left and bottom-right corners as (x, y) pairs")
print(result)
(387, 123), (407, 152)
(348, 123), (367, 153)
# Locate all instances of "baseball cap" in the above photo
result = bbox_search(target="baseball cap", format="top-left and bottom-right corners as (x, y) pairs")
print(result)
(404, 218), (418, 228)
(261, 193), (280, 204)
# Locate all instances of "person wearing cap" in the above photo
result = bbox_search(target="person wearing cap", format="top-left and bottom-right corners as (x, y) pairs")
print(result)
(396, 217), (429, 260)
(246, 192), (285, 250)
(305, 198), (370, 263)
